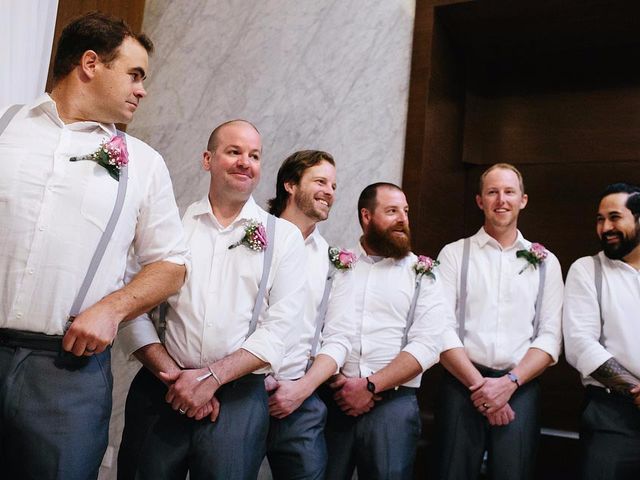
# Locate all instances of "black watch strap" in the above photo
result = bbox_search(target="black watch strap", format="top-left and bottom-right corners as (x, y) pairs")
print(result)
(366, 376), (376, 394)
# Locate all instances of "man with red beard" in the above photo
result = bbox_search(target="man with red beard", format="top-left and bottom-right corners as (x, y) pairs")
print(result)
(563, 183), (640, 480)
(434, 163), (563, 480)
(322, 182), (452, 479)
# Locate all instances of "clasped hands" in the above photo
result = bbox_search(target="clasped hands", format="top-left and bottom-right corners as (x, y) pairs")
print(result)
(159, 368), (221, 422)
(329, 374), (381, 417)
(469, 375), (519, 426)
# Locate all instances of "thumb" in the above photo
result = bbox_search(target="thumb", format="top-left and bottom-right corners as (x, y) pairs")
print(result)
(159, 370), (180, 384)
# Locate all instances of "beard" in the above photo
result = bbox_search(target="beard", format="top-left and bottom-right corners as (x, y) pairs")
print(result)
(363, 220), (412, 259)
(295, 189), (329, 222)
(601, 226), (640, 260)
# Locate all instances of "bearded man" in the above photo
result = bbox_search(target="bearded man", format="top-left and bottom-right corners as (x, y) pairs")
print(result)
(563, 182), (640, 480)
(321, 182), (453, 480)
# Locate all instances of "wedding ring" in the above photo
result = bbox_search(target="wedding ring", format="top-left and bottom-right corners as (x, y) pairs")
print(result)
(179, 409), (186, 415)
(85, 347), (96, 353)
(482, 403), (490, 409)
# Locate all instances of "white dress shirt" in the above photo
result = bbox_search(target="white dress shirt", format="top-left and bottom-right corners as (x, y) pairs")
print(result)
(0, 96), (188, 335)
(119, 196), (306, 374)
(438, 228), (564, 370)
(563, 252), (640, 387)
(341, 245), (452, 388)
(275, 227), (354, 380)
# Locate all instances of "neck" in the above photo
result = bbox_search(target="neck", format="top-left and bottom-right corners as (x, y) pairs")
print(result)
(280, 207), (317, 239)
(50, 83), (90, 124)
(623, 246), (640, 270)
(484, 223), (518, 248)
(208, 192), (247, 228)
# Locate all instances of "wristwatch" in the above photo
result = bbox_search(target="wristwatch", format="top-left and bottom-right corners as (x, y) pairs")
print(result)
(507, 371), (520, 387)
(366, 377), (376, 394)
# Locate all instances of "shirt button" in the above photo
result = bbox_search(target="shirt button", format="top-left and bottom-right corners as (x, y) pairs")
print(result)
(207, 322), (213, 327)
(38, 226), (45, 231)
(28, 269), (34, 275)
(16, 313), (22, 319)
(47, 185), (53, 191)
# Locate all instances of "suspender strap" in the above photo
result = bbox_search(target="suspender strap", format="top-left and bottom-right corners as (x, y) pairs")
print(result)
(401, 276), (423, 349)
(0, 104), (24, 137)
(306, 270), (335, 371)
(458, 237), (471, 340)
(530, 261), (546, 341)
(67, 130), (129, 323)
(246, 214), (276, 339)
(593, 254), (604, 344)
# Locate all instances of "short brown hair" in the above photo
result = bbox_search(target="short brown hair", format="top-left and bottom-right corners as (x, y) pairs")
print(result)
(268, 150), (335, 217)
(52, 11), (153, 83)
(478, 163), (525, 194)
(357, 182), (403, 227)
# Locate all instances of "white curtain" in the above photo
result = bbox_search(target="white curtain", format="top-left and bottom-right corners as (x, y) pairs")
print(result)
(0, 0), (59, 107)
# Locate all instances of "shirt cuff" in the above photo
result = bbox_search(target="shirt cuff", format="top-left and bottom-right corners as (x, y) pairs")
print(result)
(530, 334), (562, 365)
(242, 332), (284, 374)
(576, 344), (613, 379)
(317, 343), (349, 370)
(441, 328), (464, 352)
(117, 315), (161, 357)
(402, 342), (439, 372)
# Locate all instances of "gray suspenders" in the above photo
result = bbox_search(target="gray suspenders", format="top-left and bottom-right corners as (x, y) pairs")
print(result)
(67, 130), (128, 326)
(593, 254), (605, 344)
(306, 268), (335, 371)
(156, 214), (276, 341)
(0, 105), (128, 328)
(457, 237), (546, 342)
(401, 274), (423, 349)
(246, 214), (277, 338)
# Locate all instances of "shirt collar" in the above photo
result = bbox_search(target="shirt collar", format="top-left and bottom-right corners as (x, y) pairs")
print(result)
(356, 241), (411, 266)
(305, 225), (322, 248)
(28, 93), (116, 136)
(474, 227), (528, 251)
(191, 195), (262, 229)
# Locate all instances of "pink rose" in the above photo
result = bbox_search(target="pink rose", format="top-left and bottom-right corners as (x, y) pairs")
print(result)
(338, 250), (356, 266)
(418, 255), (433, 269)
(254, 224), (267, 247)
(108, 135), (129, 166)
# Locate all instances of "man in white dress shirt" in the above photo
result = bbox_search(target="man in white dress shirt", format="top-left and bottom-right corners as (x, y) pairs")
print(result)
(435, 163), (563, 480)
(117, 120), (306, 479)
(563, 182), (640, 480)
(265, 150), (354, 479)
(323, 182), (451, 480)
(0, 12), (188, 479)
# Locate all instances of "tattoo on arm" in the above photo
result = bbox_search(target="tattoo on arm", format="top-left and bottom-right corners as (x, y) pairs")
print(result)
(591, 358), (640, 397)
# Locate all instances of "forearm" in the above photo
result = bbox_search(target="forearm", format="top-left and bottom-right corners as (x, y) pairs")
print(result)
(590, 357), (640, 397)
(440, 347), (484, 387)
(511, 347), (553, 385)
(99, 261), (186, 322)
(299, 354), (338, 395)
(368, 352), (422, 393)
(133, 343), (181, 383)
(208, 348), (268, 386)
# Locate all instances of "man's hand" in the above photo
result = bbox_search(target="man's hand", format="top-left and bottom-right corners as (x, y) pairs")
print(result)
(268, 379), (312, 419)
(484, 402), (516, 426)
(470, 375), (517, 414)
(328, 373), (348, 390)
(160, 368), (220, 417)
(333, 377), (376, 417)
(193, 396), (221, 422)
(62, 303), (120, 356)
(630, 385), (640, 408)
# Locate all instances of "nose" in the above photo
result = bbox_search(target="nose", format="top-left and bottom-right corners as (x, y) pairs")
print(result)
(236, 153), (250, 168)
(134, 83), (147, 99)
(398, 210), (408, 224)
(497, 191), (507, 203)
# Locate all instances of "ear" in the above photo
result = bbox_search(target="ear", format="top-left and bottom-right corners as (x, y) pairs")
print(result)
(520, 193), (529, 210)
(475, 194), (484, 211)
(360, 208), (371, 227)
(202, 151), (212, 171)
(284, 181), (296, 195)
(80, 50), (100, 79)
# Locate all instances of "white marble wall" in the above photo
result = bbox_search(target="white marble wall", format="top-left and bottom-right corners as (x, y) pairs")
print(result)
(100, 1), (415, 478)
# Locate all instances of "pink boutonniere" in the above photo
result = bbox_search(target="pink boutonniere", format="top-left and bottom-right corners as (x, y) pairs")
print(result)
(70, 135), (129, 181)
(229, 220), (268, 251)
(328, 247), (356, 270)
(516, 242), (548, 274)
(414, 255), (439, 279)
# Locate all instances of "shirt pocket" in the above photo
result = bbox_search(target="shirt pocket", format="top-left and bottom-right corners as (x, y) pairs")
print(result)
(80, 167), (121, 232)
(0, 146), (25, 203)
